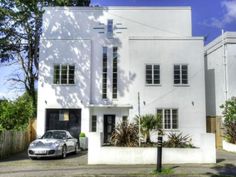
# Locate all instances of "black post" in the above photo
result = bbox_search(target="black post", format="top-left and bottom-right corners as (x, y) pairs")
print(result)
(157, 136), (163, 172)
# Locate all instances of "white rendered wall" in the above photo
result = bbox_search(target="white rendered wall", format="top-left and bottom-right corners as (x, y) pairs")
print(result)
(88, 133), (216, 164)
(223, 140), (236, 153)
(37, 39), (91, 137)
(205, 32), (236, 117)
(42, 7), (192, 40)
(89, 107), (129, 132)
(128, 38), (206, 146)
(38, 7), (206, 145)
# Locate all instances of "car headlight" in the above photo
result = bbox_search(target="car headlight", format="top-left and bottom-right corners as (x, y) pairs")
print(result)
(29, 142), (36, 148)
(51, 143), (60, 149)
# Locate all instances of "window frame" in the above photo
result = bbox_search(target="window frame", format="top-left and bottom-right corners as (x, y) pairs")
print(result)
(107, 19), (113, 38)
(53, 64), (76, 85)
(173, 64), (189, 86)
(157, 108), (179, 130)
(91, 115), (97, 132)
(112, 47), (118, 99)
(145, 63), (161, 86)
(102, 47), (108, 99)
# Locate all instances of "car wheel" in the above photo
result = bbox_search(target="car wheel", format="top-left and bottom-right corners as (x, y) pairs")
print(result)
(61, 145), (67, 159)
(73, 143), (79, 154)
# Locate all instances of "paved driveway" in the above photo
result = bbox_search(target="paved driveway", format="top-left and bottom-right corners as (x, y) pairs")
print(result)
(0, 150), (236, 177)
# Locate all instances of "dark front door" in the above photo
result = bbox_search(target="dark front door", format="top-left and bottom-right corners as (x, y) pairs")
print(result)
(46, 109), (81, 139)
(104, 115), (116, 144)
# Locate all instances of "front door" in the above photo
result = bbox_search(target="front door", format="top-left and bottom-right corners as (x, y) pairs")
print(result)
(104, 115), (116, 144)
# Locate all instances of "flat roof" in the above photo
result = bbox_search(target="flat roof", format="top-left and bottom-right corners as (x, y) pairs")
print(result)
(43, 6), (191, 11)
(205, 32), (236, 55)
(129, 36), (204, 40)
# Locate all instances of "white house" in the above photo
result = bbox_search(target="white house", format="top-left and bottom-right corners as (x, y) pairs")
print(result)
(37, 6), (207, 147)
(205, 32), (236, 117)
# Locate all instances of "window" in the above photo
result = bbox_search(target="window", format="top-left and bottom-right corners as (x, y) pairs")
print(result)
(174, 64), (188, 85)
(122, 116), (128, 123)
(107, 19), (113, 37)
(91, 115), (97, 132)
(102, 47), (108, 99)
(146, 64), (160, 85)
(112, 47), (118, 99)
(157, 108), (178, 130)
(59, 110), (69, 121)
(53, 65), (75, 85)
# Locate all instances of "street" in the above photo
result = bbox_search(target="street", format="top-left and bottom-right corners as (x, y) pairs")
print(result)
(0, 150), (236, 177)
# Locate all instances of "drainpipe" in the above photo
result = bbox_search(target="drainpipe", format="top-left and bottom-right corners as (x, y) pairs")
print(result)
(222, 30), (228, 101)
(138, 92), (141, 147)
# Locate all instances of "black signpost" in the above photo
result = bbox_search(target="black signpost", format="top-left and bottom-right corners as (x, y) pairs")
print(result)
(157, 136), (163, 172)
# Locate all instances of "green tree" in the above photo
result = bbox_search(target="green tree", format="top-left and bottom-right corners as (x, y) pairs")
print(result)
(220, 97), (236, 144)
(0, 93), (34, 130)
(0, 0), (90, 109)
(136, 114), (162, 143)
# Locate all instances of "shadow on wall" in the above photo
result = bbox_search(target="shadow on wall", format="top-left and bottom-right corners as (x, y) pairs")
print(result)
(39, 7), (136, 108)
(205, 55), (216, 116)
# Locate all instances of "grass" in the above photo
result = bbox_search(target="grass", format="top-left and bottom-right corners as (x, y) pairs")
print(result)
(151, 167), (174, 175)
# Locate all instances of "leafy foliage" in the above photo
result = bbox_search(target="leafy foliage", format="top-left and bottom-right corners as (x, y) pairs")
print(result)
(220, 97), (236, 144)
(0, 93), (34, 130)
(79, 132), (86, 137)
(135, 114), (162, 143)
(162, 132), (194, 148)
(111, 122), (139, 147)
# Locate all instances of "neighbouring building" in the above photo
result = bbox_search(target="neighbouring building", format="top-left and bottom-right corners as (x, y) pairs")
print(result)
(37, 6), (207, 146)
(205, 32), (236, 117)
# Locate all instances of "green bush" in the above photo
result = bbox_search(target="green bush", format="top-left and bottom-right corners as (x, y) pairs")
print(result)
(80, 132), (86, 137)
(220, 97), (236, 144)
(0, 93), (34, 131)
(162, 132), (194, 148)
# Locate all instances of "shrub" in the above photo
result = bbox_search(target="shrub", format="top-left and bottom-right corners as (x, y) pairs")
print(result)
(111, 122), (139, 147)
(0, 93), (34, 131)
(80, 132), (86, 137)
(162, 132), (194, 148)
(220, 97), (236, 144)
(135, 114), (162, 143)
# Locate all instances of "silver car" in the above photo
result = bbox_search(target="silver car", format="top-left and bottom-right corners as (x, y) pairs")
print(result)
(28, 130), (79, 159)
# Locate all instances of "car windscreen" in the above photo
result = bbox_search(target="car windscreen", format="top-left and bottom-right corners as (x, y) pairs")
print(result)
(42, 131), (66, 139)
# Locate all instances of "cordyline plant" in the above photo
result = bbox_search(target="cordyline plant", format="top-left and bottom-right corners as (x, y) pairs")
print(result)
(162, 132), (194, 148)
(110, 122), (139, 147)
(220, 97), (236, 144)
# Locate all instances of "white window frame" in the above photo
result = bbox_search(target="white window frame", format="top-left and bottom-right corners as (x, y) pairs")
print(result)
(157, 108), (179, 130)
(173, 64), (189, 86)
(53, 64), (75, 85)
(145, 64), (161, 86)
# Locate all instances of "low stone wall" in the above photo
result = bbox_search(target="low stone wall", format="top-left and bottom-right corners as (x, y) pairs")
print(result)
(88, 133), (216, 164)
(223, 140), (236, 152)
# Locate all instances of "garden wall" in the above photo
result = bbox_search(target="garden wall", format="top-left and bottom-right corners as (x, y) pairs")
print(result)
(223, 140), (236, 152)
(88, 133), (216, 164)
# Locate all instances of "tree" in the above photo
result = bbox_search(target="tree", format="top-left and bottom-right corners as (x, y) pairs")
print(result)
(0, 0), (90, 109)
(135, 114), (162, 143)
(0, 93), (34, 130)
(220, 97), (236, 144)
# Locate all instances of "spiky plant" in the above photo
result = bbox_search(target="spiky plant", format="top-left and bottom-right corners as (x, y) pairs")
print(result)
(135, 114), (162, 143)
(110, 122), (139, 147)
(163, 132), (194, 148)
